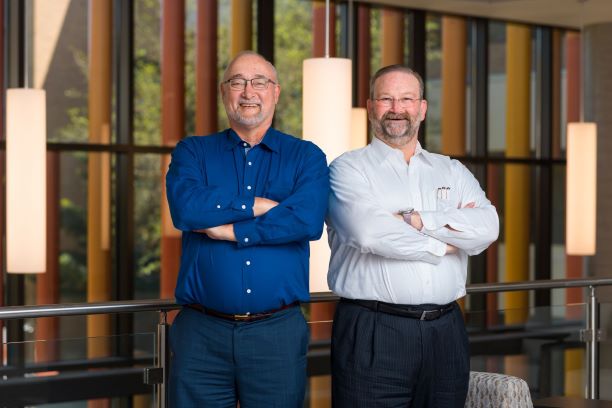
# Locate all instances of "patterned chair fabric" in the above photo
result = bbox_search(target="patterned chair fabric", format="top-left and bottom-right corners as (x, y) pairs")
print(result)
(465, 371), (533, 408)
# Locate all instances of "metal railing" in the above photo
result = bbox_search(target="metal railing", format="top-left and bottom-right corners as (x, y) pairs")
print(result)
(2, 277), (612, 406)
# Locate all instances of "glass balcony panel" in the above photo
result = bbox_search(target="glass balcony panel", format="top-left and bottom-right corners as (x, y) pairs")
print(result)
(597, 301), (612, 401)
(1, 332), (156, 407)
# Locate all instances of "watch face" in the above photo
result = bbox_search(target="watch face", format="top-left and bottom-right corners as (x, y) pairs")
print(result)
(399, 208), (414, 215)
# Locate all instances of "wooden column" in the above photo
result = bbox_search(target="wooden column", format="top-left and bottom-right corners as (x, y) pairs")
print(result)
(381, 8), (404, 66)
(87, 0), (112, 357)
(486, 165), (500, 327)
(231, 0), (252, 56)
(563, 31), (584, 397)
(35, 152), (60, 363)
(196, 0), (217, 135)
(312, 0), (336, 58)
(161, 0), (185, 302)
(87, 2), (112, 407)
(356, 3), (370, 107)
(504, 23), (531, 325)
(441, 16), (466, 156)
(564, 32), (583, 315)
(551, 30), (562, 159)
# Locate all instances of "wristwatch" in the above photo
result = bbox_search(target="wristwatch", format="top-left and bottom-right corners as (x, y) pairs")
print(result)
(398, 208), (414, 226)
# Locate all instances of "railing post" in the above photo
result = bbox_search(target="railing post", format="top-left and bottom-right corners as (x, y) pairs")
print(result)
(585, 285), (599, 399)
(156, 311), (169, 408)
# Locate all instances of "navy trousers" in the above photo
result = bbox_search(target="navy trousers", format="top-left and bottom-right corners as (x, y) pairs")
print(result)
(331, 300), (469, 408)
(169, 305), (309, 408)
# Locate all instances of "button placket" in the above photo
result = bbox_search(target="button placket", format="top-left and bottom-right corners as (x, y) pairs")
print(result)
(243, 257), (253, 308)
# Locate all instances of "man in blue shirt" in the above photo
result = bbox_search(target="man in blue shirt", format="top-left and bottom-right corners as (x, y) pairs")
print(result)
(166, 51), (329, 407)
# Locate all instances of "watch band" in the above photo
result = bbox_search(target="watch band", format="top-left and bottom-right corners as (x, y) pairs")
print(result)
(399, 208), (414, 226)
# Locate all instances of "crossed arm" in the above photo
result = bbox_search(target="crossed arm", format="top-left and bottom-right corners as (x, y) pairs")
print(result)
(166, 139), (330, 246)
(393, 202), (476, 255)
(327, 158), (499, 263)
(196, 197), (278, 241)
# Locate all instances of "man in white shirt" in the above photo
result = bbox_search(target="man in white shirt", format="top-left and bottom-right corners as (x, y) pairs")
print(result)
(327, 65), (499, 407)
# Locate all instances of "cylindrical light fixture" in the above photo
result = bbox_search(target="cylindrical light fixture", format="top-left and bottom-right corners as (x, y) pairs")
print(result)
(566, 122), (597, 255)
(351, 107), (368, 149)
(303, 57), (352, 293)
(6, 88), (47, 273)
(303, 57), (352, 163)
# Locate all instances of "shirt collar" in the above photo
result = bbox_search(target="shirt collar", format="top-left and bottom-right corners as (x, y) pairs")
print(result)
(414, 142), (435, 167)
(223, 128), (279, 153)
(369, 136), (434, 167)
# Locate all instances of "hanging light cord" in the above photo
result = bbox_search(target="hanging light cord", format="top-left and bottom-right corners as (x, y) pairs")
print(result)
(579, 0), (587, 122)
(325, 0), (330, 58)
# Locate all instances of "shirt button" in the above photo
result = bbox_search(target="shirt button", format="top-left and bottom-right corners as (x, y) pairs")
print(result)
(247, 185), (252, 190)
(244, 237), (249, 243)
(246, 260), (251, 266)
(216, 204), (221, 209)
(241, 204), (246, 210)
(246, 289), (252, 294)
(248, 161), (252, 166)
(243, 142), (248, 147)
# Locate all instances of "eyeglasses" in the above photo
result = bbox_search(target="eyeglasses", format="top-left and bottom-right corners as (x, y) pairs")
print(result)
(374, 97), (422, 108)
(224, 77), (276, 91)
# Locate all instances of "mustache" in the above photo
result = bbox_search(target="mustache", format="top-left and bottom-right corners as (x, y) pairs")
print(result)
(239, 98), (261, 106)
(382, 112), (410, 121)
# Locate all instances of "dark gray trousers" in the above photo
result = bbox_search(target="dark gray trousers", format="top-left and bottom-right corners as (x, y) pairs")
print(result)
(331, 299), (469, 408)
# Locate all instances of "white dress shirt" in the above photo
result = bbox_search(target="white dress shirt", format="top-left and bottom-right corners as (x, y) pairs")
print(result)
(327, 137), (499, 305)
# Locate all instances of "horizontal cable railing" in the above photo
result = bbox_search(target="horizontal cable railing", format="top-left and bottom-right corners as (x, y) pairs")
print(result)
(2, 277), (612, 320)
(1, 276), (611, 404)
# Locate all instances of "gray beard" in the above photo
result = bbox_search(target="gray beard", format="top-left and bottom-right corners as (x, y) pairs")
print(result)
(371, 118), (418, 144)
(227, 109), (264, 127)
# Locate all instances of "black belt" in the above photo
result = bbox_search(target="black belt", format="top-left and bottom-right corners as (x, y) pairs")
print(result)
(185, 302), (299, 322)
(341, 298), (455, 321)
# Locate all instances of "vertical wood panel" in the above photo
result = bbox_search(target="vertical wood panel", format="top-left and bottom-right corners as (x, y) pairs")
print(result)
(381, 8), (404, 66)
(504, 23), (531, 325)
(231, 0), (252, 56)
(564, 32), (583, 312)
(441, 16), (466, 156)
(196, 0), (218, 135)
(35, 152), (60, 363)
(356, 4), (370, 107)
(161, 0), (185, 301)
(87, 0), (112, 367)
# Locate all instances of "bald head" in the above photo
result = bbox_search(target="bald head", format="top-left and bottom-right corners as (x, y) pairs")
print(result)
(222, 51), (279, 84)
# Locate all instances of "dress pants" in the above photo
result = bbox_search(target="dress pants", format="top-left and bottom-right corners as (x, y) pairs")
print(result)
(331, 300), (469, 408)
(169, 305), (309, 408)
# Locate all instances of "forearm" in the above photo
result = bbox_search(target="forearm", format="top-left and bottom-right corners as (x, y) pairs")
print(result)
(418, 207), (499, 254)
(330, 202), (447, 262)
(196, 224), (237, 242)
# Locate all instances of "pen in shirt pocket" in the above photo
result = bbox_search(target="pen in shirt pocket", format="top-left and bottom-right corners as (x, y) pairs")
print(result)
(436, 187), (451, 200)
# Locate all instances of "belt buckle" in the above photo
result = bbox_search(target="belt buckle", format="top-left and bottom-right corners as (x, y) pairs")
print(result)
(233, 313), (251, 321)
(419, 310), (438, 321)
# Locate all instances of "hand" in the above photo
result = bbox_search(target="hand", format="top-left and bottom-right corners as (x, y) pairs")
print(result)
(198, 224), (236, 242)
(253, 197), (279, 217)
(445, 244), (458, 254)
(445, 202), (476, 231)
(410, 212), (423, 231)
(395, 211), (423, 231)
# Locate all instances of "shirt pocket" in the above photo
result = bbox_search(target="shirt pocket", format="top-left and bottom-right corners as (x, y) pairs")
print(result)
(264, 180), (293, 202)
(435, 186), (458, 211)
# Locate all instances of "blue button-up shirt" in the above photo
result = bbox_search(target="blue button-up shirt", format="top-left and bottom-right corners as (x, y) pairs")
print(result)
(166, 128), (329, 314)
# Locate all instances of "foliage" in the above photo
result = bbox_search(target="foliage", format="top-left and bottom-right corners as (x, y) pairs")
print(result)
(273, 0), (312, 137)
(59, 198), (87, 300)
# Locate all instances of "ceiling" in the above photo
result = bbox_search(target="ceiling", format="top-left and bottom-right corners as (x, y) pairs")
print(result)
(365, 0), (612, 29)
